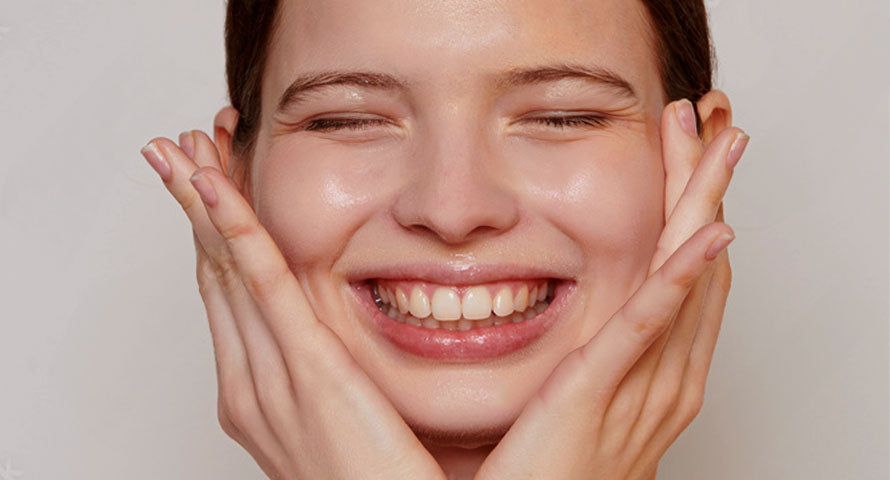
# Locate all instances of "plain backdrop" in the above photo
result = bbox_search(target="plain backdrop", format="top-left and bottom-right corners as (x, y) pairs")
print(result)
(1, 1), (887, 478)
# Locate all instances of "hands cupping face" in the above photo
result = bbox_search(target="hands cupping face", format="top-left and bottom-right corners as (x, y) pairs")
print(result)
(473, 94), (745, 480)
(141, 90), (746, 480)
(141, 128), (446, 479)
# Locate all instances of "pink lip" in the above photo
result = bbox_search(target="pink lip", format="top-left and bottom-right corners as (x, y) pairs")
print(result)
(346, 262), (572, 286)
(349, 278), (575, 362)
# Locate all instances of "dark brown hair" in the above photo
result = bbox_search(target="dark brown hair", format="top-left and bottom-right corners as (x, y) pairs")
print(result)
(224, 0), (713, 160)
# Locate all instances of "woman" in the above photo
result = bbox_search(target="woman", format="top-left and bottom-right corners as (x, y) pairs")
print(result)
(141, 0), (747, 478)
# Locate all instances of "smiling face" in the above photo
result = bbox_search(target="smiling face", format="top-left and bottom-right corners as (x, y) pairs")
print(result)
(239, 0), (666, 447)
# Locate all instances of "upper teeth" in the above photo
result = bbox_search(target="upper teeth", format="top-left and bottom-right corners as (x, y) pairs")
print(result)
(374, 280), (552, 321)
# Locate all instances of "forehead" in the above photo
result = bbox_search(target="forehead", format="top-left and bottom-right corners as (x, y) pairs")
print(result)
(263, 0), (662, 110)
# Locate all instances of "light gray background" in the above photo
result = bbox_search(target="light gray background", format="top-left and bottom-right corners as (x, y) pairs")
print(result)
(1, 1), (887, 478)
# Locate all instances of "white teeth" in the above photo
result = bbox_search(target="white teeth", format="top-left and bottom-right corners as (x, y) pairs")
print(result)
(431, 288), (461, 321)
(514, 285), (529, 312)
(409, 287), (431, 318)
(462, 286), (492, 320)
(395, 288), (410, 314)
(376, 280), (555, 330)
(492, 287), (514, 317)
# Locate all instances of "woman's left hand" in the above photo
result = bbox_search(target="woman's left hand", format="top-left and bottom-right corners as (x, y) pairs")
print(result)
(474, 97), (748, 480)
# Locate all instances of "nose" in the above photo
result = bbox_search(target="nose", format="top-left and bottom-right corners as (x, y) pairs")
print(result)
(392, 121), (520, 245)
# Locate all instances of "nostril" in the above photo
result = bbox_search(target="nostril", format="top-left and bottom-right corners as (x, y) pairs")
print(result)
(399, 217), (513, 245)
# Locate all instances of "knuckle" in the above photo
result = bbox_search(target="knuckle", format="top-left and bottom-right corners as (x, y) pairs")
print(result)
(622, 306), (667, 340)
(220, 220), (256, 243)
(254, 371), (294, 413)
(220, 384), (259, 433)
(245, 266), (288, 302)
(178, 190), (200, 214)
(678, 384), (706, 425)
(217, 403), (241, 439)
(199, 253), (241, 293)
(662, 262), (699, 290)
(704, 183), (726, 207)
(647, 386), (680, 419)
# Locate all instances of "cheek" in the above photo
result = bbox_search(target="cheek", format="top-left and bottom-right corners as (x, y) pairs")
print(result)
(517, 136), (664, 272)
(250, 141), (392, 269)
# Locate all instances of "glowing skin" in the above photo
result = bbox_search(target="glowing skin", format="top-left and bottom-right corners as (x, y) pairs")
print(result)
(237, 0), (666, 470)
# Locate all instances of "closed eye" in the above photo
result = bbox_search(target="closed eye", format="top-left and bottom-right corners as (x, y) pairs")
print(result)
(523, 114), (610, 129)
(300, 115), (611, 132)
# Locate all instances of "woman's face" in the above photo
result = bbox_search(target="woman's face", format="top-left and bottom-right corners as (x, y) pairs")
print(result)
(243, 0), (665, 446)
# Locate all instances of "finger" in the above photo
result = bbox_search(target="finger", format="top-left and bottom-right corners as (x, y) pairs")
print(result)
(599, 262), (712, 447)
(650, 127), (747, 274)
(661, 99), (705, 220)
(685, 248), (732, 398)
(191, 129), (226, 169)
(177, 143), (305, 465)
(141, 138), (231, 263)
(616, 260), (717, 458)
(625, 250), (732, 480)
(217, 252), (304, 468)
(572, 222), (735, 403)
(194, 240), (294, 477)
(186, 166), (325, 363)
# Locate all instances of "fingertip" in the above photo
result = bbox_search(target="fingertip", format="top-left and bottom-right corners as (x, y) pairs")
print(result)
(190, 168), (219, 207)
(141, 139), (172, 182)
(705, 226), (735, 261)
(178, 130), (196, 159)
(674, 98), (697, 137)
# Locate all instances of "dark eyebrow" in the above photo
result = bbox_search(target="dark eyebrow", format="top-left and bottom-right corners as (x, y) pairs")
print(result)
(496, 63), (638, 99)
(276, 71), (406, 113)
(275, 63), (637, 113)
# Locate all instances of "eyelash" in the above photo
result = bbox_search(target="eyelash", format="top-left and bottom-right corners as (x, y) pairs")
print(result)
(302, 115), (610, 132)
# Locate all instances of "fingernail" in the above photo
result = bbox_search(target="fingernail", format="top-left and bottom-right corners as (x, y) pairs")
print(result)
(705, 231), (735, 261)
(675, 99), (697, 137)
(726, 133), (749, 170)
(141, 142), (172, 182)
(179, 131), (195, 159)
(190, 171), (218, 207)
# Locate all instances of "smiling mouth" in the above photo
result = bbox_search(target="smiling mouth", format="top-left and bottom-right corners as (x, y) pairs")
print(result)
(350, 275), (574, 362)
(371, 279), (555, 331)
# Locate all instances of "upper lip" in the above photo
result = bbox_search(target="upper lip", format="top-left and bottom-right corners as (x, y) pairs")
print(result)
(347, 262), (574, 285)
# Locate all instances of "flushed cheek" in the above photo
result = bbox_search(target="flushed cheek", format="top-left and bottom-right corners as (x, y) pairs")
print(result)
(251, 142), (395, 268)
(520, 141), (663, 252)
(518, 140), (664, 339)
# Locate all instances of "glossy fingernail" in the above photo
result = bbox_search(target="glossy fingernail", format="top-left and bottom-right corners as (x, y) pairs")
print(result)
(190, 171), (218, 207)
(705, 231), (735, 261)
(141, 142), (172, 182)
(179, 131), (195, 159)
(726, 133), (749, 170)
(675, 99), (697, 137)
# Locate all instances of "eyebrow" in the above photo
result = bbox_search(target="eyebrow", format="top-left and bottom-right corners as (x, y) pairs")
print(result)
(275, 63), (637, 113)
(276, 71), (405, 113)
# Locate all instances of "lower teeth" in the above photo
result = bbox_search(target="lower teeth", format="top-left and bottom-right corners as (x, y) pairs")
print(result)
(379, 299), (550, 330)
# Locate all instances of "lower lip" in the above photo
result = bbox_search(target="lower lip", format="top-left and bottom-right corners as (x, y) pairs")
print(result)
(351, 280), (574, 362)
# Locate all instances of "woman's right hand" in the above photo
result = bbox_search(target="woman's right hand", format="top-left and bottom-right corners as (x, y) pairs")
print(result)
(140, 126), (446, 480)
